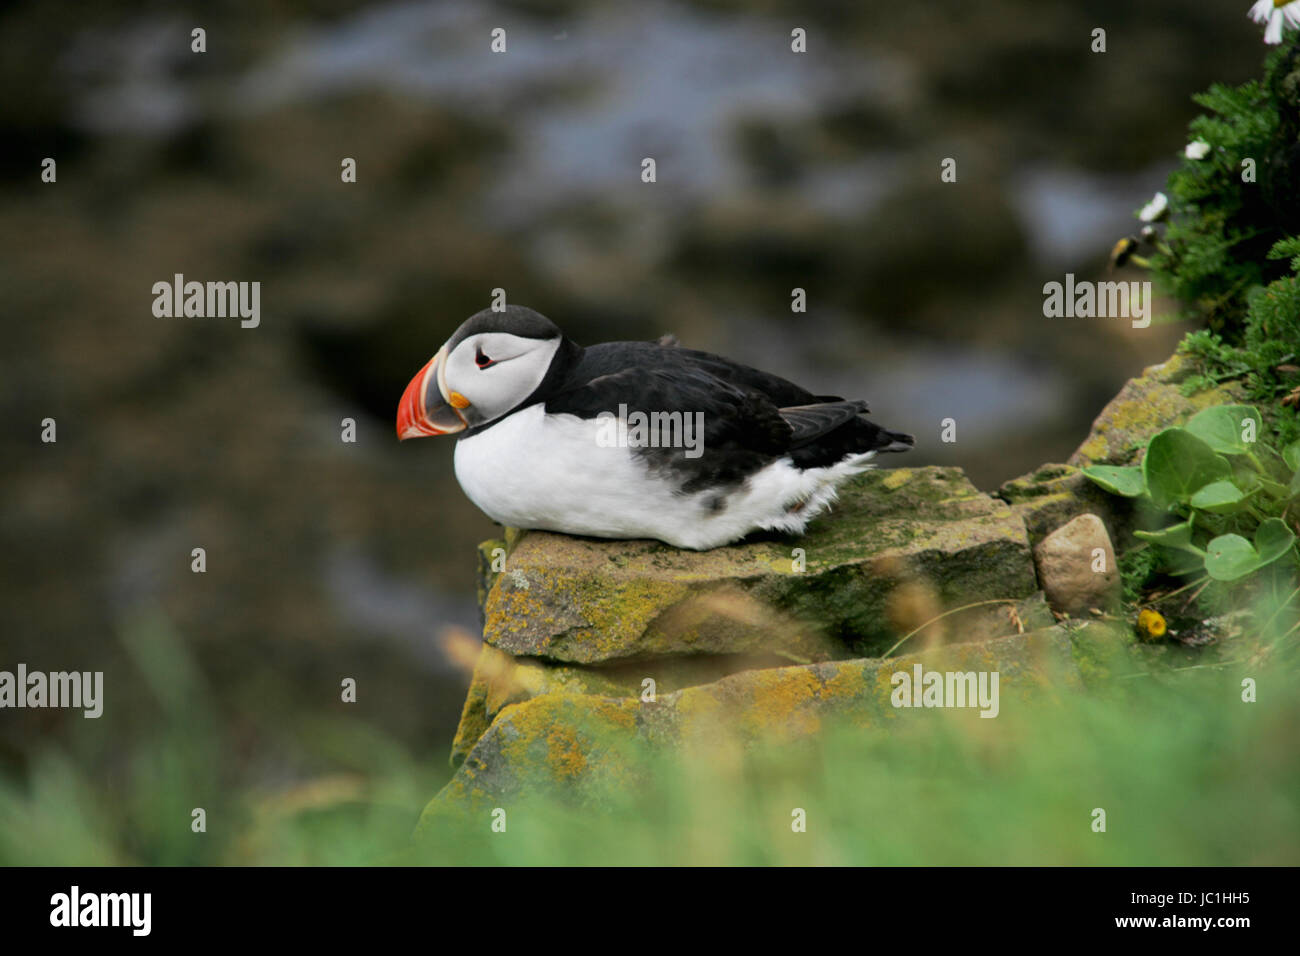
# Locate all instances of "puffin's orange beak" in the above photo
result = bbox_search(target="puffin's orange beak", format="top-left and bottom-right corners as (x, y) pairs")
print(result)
(397, 345), (469, 439)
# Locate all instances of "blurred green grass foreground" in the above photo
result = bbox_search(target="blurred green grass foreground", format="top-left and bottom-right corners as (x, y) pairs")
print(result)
(1, 608), (1295, 866)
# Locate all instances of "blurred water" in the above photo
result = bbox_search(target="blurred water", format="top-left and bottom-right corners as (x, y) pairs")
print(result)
(1013, 163), (1173, 265)
(60, 0), (1166, 460)
(233, 1), (897, 215)
(325, 549), (478, 673)
(708, 310), (1068, 445)
(71, 0), (1152, 269)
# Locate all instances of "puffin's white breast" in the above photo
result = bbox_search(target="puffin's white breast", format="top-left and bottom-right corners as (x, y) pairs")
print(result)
(452, 403), (875, 549)
(454, 404), (681, 535)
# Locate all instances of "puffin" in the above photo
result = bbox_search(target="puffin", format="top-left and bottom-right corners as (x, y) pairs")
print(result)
(396, 306), (913, 550)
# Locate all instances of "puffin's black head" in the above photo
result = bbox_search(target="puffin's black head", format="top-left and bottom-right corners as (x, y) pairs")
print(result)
(397, 306), (578, 439)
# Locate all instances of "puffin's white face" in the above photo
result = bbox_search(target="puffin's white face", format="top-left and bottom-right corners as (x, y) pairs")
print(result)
(397, 331), (561, 438)
(442, 331), (561, 425)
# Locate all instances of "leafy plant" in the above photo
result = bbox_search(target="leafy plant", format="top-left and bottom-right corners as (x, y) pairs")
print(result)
(1119, 546), (1161, 605)
(1128, 39), (1300, 447)
(1176, 236), (1300, 448)
(1150, 43), (1300, 335)
(1083, 404), (1299, 583)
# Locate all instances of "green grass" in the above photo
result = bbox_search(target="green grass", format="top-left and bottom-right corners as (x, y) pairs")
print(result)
(413, 667), (1299, 866)
(2, 609), (1297, 865)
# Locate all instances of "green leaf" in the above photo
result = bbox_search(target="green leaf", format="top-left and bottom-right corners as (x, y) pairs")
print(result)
(1142, 428), (1232, 510)
(1204, 534), (1260, 581)
(1184, 405), (1263, 455)
(1284, 440), (1300, 473)
(1081, 465), (1146, 498)
(1134, 520), (1201, 553)
(1189, 479), (1249, 514)
(1255, 517), (1296, 567)
(1255, 476), (1292, 498)
(1204, 519), (1297, 581)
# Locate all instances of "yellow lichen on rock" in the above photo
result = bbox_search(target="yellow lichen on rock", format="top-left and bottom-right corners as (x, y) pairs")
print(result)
(425, 629), (1093, 823)
(1069, 354), (1247, 467)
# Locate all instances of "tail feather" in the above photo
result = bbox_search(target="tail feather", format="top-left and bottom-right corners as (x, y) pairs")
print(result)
(875, 428), (915, 454)
(779, 400), (870, 447)
(786, 413), (913, 468)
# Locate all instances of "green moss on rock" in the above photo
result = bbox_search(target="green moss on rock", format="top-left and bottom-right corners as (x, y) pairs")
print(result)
(1068, 353), (1248, 467)
(480, 467), (1038, 664)
(421, 630), (1084, 824)
(448, 643), (806, 764)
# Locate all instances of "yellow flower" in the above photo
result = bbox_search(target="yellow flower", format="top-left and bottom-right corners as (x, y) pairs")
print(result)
(1138, 609), (1167, 641)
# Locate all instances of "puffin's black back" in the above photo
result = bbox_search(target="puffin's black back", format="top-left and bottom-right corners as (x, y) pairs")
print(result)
(542, 340), (913, 493)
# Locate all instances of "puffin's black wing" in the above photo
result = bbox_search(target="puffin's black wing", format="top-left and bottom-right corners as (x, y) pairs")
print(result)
(544, 363), (787, 491)
(778, 400), (870, 447)
(543, 341), (911, 492)
(643, 347), (913, 461)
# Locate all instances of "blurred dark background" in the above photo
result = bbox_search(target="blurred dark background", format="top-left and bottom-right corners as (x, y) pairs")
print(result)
(0, 0), (1268, 846)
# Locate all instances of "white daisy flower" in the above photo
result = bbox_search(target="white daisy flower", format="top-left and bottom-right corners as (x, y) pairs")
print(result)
(1185, 140), (1211, 160)
(1249, 0), (1300, 45)
(1139, 192), (1169, 223)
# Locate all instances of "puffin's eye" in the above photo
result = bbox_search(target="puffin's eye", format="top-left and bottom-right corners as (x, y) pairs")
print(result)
(475, 346), (495, 369)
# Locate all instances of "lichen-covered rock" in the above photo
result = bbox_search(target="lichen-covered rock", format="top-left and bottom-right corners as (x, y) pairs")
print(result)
(1056, 619), (1141, 687)
(448, 588), (1054, 765)
(1002, 355), (1247, 549)
(998, 463), (1137, 550)
(1068, 353), (1247, 467)
(419, 630), (1085, 826)
(447, 643), (794, 767)
(449, 653), (497, 768)
(474, 539), (505, 629)
(479, 467), (1038, 665)
(1034, 514), (1121, 616)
